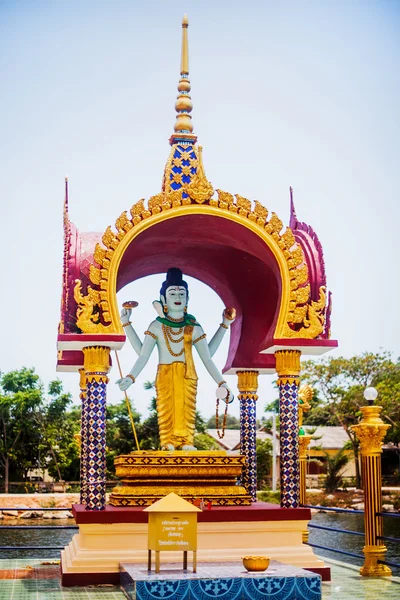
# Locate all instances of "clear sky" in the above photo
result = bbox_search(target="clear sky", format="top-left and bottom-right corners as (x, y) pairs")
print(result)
(0, 1), (399, 422)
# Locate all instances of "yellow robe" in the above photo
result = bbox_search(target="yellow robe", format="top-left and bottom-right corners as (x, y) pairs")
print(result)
(156, 326), (197, 448)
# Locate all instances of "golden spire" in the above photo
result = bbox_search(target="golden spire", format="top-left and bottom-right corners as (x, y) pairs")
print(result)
(172, 14), (195, 138)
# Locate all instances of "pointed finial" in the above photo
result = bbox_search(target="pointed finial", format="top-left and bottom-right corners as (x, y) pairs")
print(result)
(289, 186), (298, 229)
(181, 14), (189, 74)
(171, 15), (196, 142)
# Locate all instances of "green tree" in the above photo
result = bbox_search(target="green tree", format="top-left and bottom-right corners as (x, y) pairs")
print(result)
(193, 433), (221, 450)
(300, 351), (399, 488)
(35, 380), (78, 481)
(0, 368), (77, 490)
(206, 413), (241, 429)
(324, 449), (350, 493)
(256, 438), (273, 489)
(0, 368), (43, 491)
(106, 399), (141, 476)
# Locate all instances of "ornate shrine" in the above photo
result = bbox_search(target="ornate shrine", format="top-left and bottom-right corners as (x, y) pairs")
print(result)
(57, 15), (337, 585)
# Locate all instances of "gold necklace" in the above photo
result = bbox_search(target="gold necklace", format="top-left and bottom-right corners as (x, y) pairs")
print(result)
(162, 324), (184, 357)
(169, 327), (183, 336)
(165, 326), (184, 343)
(166, 315), (185, 323)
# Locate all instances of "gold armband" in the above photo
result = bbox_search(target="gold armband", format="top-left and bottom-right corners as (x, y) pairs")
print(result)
(126, 374), (135, 383)
(193, 333), (207, 344)
(144, 330), (157, 340)
(122, 321), (132, 327)
(218, 380), (227, 387)
(219, 323), (228, 330)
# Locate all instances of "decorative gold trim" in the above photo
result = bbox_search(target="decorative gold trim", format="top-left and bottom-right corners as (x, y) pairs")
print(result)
(282, 286), (326, 339)
(144, 330), (158, 340)
(185, 146), (214, 204)
(77, 185), (324, 340)
(193, 333), (207, 344)
(79, 368), (86, 401)
(360, 546), (392, 577)
(237, 371), (259, 394)
(275, 350), (301, 377)
(298, 384), (313, 426)
(351, 406), (390, 455)
(83, 346), (110, 382)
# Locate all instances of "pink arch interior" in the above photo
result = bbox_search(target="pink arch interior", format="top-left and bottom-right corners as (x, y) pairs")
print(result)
(117, 214), (281, 370)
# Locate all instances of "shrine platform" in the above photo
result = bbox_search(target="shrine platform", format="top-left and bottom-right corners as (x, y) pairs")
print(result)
(120, 561), (322, 600)
(61, 502), (330, 586)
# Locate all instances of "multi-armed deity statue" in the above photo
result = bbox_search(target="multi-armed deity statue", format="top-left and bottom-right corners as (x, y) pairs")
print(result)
(116, 267), (235, 451)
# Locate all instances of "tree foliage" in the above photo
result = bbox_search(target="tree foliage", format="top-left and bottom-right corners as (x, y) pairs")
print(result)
(256, 438), (273, 489)
(324, 449), (350, 493)
(0, 368), (78, 491)
(301, 351), (400, 488)
(205, 413), (241, 429)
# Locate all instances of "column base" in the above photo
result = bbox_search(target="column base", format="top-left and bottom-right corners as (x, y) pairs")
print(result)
(360, 545), (392, 577)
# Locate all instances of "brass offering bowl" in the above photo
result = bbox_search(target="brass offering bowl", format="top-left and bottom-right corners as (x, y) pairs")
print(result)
(242, 556), (270, 572)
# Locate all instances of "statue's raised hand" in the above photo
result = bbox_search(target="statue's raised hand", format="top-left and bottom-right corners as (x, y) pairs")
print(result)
(222, 308), (236, 327)
(120, 307), (132, 324)
(218, 383), (235, 404)
(116, 377), (133, 391)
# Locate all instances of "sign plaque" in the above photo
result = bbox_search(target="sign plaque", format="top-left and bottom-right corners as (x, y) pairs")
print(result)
(144, 493), (201, 573)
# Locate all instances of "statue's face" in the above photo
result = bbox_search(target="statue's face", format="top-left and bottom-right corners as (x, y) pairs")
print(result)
(165, 286), (187, 312)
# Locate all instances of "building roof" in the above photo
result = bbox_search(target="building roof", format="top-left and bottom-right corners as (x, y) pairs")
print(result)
(206, 426), (350, 453)
(206, 429), (280, 454)
(303, 426), (349, 449)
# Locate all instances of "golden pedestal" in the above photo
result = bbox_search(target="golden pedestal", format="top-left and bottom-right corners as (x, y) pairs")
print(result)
(109, 450), (252, 506)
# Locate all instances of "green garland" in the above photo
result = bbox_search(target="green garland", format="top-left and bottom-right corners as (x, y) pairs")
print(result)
(156, 314), (199, 328)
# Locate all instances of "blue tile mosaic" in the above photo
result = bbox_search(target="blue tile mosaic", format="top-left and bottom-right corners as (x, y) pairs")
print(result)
(120, 561), (321, 600)
(85, 378), (107, 510)
(278, 380), (300, 508)
(190, 577), (242, 599)
(239, 397), (257, 501)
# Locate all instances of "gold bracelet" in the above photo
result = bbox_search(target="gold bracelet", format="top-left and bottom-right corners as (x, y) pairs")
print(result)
(218, 380), (227, 387)
(219, 323), (228, 330)
(122, 321), (132, 328)
(126, 374), (135, 383)
(193, 333), (207, 344)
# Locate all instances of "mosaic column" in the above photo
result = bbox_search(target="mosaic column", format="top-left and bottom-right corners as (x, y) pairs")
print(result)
(83, 346), (110, 511)
(79, 368), (88, 505)
(275, 350), (301, 508)
(237, 370), (259, 502)
(352, 406), (391, 577)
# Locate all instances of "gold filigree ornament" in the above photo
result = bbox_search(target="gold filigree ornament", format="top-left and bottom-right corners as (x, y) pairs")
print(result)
(185, 146), (214, 204)
(76, 175), (326, 339)
(73, 279), (111, 334)
(282, 286), (326, 339)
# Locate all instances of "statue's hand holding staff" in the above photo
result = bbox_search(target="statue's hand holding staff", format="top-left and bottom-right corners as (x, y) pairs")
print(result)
(116, 374), (135, 391)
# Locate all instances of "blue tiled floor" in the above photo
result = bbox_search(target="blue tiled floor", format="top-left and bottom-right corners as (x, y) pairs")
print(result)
(0, 557), (399, 599)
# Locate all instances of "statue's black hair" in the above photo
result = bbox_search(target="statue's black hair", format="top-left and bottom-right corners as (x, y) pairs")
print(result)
(160, 268), (189, 299)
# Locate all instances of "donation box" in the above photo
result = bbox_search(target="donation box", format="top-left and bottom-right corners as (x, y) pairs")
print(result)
(144, 492), (201, 573)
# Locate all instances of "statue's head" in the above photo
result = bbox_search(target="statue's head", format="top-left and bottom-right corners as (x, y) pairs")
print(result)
(160, 268), (188, 314)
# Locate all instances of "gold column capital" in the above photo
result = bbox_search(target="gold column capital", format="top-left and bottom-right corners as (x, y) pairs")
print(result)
(79, 367), (87, 399)
(351, 406), (390, 455)
(275, 350), (301, 384)
(83, 346), (110, 383)
(299, 434), (312, 459)
(237, 371), (259, 398)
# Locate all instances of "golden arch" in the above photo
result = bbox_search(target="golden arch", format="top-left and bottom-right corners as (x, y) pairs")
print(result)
(74, 188), (325, 340)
